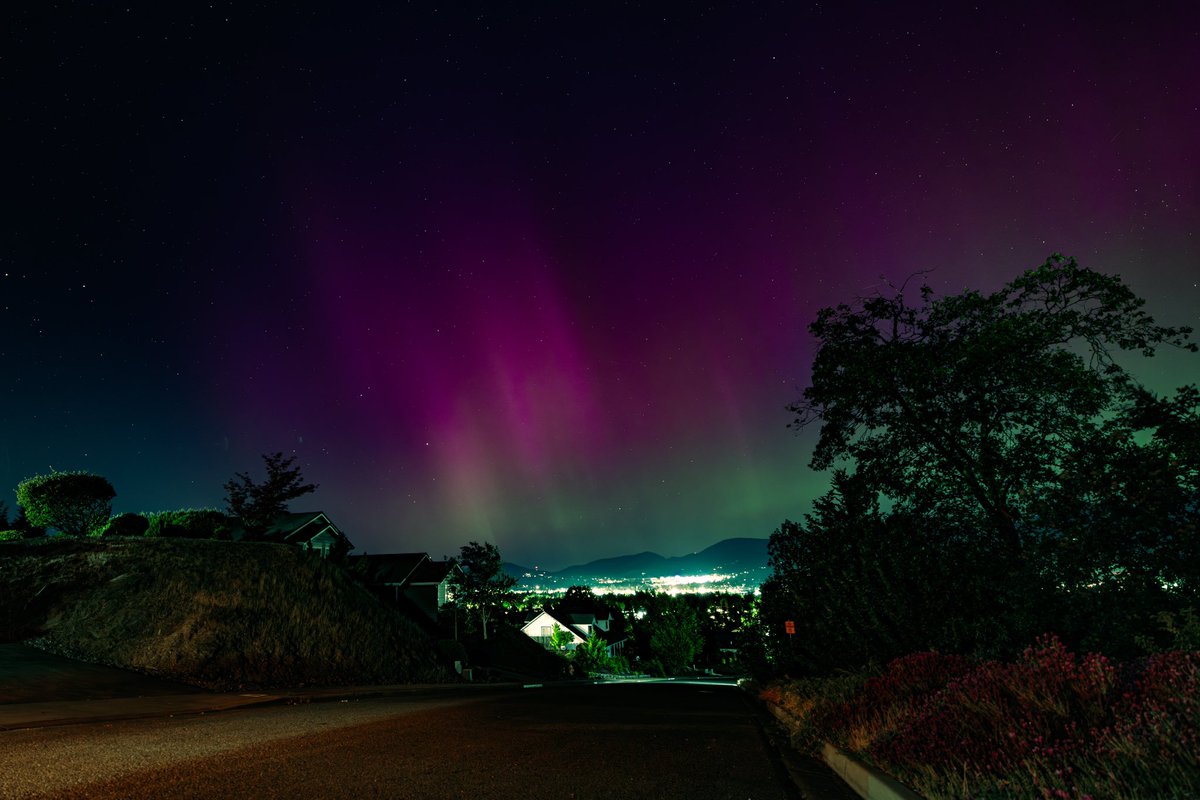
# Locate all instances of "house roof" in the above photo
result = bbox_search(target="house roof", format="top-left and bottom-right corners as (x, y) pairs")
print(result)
(348, 552), (430, 585)
(407, 559), (459, 586)
(524, 607), (631, 648)
(523, 608), (590, 641)
(230, 511), (354, 550)
(555, 606), (626, 646)
(266, 511), (333, 541)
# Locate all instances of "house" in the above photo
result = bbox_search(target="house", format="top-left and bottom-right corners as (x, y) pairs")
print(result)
(404, 558), (461, 620)
(348, 552), (461, 621)
(521, 606), (626, 658)
(348, 552), (429, 603)
(231, 511), (354, 557)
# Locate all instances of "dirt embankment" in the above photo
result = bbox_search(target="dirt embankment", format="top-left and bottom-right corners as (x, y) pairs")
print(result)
(0, 537), (450, 689)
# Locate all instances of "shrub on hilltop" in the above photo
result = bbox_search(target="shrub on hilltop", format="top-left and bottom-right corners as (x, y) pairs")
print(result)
(16, 471), (116, 537)
(143, 508), (232, 539)
(96, 512), (150, 538)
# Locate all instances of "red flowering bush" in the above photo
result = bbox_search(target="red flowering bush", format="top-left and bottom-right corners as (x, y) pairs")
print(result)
(763, 636), (1200, 800)
(872, 636), (1116, 775)
(866, 651), (977, 702)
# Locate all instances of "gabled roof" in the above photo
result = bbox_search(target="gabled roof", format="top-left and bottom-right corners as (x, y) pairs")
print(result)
(271, 511), (337, 542)
(555, 606), (626, 646)
(230, 511), (354, 550)
(407, 559), (459, 586)
(522, 608), (590, 641)
(348, 552), (430, 585)
(556, 594), (618, 620)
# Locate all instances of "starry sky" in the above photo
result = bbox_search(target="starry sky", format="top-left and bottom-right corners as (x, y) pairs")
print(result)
(2, 3), (1198, 568)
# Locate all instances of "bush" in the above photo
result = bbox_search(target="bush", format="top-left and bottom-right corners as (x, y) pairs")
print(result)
(571, 633), (616, 676)
(96, 513), (150, 538)
(145, 509), (233, 539)
(0, 531), (23, 542)
(16, 471), (115, 537)
(607, 652), (632, 674)
(763, 636), (1200, 800)
(1139, 608), (1200, 653)
(641, 657), (665, 677)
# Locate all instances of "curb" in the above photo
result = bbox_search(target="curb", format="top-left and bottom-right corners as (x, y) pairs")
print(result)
(765, 702), (923, 800)
(820, 743), (922, 800)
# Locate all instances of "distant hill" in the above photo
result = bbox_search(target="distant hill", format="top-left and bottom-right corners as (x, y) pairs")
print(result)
(0, 537), (451, 690)
(505, 537), (769, 583)
(556, 550), (671, 580)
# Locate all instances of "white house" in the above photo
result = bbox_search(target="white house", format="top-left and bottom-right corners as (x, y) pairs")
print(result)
(521, 607), (625, 657)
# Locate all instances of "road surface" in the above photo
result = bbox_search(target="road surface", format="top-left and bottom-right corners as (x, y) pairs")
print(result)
(0, 681), (853, 799)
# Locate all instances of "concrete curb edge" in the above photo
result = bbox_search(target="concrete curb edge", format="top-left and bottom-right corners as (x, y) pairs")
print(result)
(764, 701), (923, 800)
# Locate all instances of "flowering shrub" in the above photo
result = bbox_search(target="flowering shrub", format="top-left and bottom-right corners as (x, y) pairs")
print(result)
(768, 669), (876, 750)
(763, 636), (1200, 799)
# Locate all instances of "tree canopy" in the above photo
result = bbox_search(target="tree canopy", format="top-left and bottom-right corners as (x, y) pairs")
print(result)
(765, 256), (1200, 672)
(788, 255), (1196, 554)
(449, 540), (517, 640)
(630, 592), (703, 676)
(224, 452), (317, 534)
(15, 471), (116, 537)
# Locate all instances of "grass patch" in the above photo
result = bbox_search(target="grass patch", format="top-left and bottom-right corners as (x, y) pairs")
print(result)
(0, 537), (450, 689)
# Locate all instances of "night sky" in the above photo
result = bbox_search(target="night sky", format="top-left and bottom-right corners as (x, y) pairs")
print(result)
(3, 3), (1198, 568)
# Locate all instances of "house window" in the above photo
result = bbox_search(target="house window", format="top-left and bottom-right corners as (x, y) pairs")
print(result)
(540, 626), (552, 637)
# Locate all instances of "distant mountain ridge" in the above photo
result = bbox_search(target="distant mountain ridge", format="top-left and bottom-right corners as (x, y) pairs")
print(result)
(505, 537), (769, 582)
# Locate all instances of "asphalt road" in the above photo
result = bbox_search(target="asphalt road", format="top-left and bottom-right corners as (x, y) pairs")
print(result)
(0, 682), (851, 800)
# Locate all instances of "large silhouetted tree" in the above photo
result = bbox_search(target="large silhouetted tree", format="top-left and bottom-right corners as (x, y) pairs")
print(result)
(224, 452), (317, 535)
(765, 255), (1199, 670)
(788, 254), (1195, 555)
(449, 541), (516, 640)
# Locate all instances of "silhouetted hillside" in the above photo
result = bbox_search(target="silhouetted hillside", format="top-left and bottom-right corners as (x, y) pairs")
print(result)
(0, 537), (449, 689)
(668, 537), (769, 573)
(556, 550), (670, 579)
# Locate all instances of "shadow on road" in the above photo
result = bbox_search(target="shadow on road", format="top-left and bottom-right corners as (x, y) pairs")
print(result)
(0, 643), (200, 704)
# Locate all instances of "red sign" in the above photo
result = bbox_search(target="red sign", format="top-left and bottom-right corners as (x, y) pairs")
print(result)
(784, 620), (796, 635)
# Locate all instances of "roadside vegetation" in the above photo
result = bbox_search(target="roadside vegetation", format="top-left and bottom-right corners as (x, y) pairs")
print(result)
(765, 637), (1200, 799)
(757, 256), (1200, 798)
